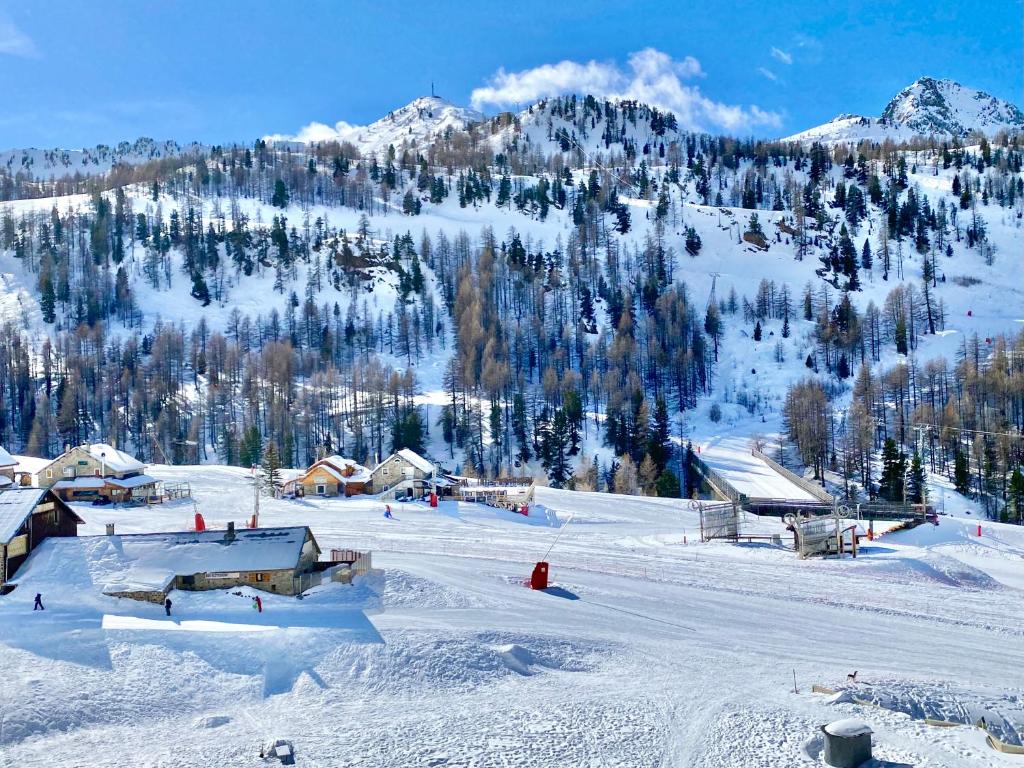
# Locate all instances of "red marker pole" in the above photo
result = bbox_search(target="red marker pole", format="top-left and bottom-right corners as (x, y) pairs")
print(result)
(977, 524), (982, 537)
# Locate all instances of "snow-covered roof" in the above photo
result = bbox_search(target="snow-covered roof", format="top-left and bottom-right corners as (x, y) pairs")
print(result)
(307, 456), (371, 484)
(0, 445), (15, 468)
(823, 719), (873, 738)
(0, 488), (82, 542)
(394, 449), (434, 474)
(322, 456), (371, 483)
(53, 477), (107, 490)
(82, 444), (145, 473)
(14, 526), (316, 594)
(106, 474), (160, 490)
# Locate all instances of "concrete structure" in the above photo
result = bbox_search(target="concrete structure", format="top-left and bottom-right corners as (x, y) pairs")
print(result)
(369, 449), (435, 496)
(0, 488), (83, 589)
(295, 455), (370, 497)
(98, 525), (324, 602)
(822, 719), (872, 768)
(39, 443), (160, 503)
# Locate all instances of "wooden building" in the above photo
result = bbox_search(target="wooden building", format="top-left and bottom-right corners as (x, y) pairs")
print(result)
(0, 488), (84, 589)
(295, 455), (371, 497)
(39, 443), (160, 503)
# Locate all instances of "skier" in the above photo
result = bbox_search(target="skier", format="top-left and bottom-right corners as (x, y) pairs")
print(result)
(383, 504), (393, 520)
(164, 597), (172, 616)
(255, 595), (263, 613)
(33, 593), (43, 611)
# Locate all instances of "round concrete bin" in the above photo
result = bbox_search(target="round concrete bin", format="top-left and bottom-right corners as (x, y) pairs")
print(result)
(821, 719), (873, 768)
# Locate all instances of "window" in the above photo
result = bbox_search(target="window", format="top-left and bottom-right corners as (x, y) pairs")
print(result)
(256, 573), (265, 582)
(63, 467), (74, 477)
(382, 466), (389, 476)
(316, 484), (325, 495)
(46, 469), (53, 479)
(94, 469), (101, 477)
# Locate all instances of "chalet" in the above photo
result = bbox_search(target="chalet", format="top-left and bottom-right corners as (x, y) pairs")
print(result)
(0, 446), (15, 488)
(98, 525), (324, 602)
(0, 488), (84, 589)
(369, 448), (435, 496)
(39, 443), (161, 504)
(296, 455), (371, 497)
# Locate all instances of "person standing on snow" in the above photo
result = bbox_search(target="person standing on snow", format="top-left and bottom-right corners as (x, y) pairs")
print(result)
(255, 595), (262, 613)
(33, 593), (43, 611)
(164, 597), (172, 616)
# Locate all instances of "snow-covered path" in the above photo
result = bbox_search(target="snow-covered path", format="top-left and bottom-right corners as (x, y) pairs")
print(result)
(698, 437), (820, 501)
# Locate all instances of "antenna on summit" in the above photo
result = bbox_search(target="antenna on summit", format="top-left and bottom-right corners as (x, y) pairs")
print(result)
(431, 81), (435, 98)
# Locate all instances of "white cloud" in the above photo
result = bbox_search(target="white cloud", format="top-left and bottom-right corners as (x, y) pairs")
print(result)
(471, 48), (780, 134)
(758, 67), (778, 82)
(770, 47), (793, 65)
(0, 17), (38, 58)
(265, 120), (360, 145)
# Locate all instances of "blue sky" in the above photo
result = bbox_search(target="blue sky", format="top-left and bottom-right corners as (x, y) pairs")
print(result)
(1, 0), (1020, 149)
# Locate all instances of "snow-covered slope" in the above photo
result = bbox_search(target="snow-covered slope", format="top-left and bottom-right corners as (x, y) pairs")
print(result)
(785, 77), (1024, 144)
(267, 95), (484, 156)
(1, 467), (1022, 766)
(0, 138), (202, 181)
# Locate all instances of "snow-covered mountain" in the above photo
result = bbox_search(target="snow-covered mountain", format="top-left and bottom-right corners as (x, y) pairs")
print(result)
(267, 95), (484, 156)
(785, 77), (1024, 144)
(0, 137), (202, 181)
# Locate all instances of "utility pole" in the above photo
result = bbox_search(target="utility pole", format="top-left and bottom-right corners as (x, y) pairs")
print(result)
(252, 464), (260, 528)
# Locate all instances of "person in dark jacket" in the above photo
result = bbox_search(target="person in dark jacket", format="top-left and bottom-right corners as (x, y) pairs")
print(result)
(164, 598), (172, 616)
(33, 593), (43, 611)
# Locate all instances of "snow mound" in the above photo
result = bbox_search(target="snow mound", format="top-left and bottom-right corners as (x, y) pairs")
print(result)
(825, 690), (859, 705)
(193, 715), (231, 729)
(495, 644), (540, 676)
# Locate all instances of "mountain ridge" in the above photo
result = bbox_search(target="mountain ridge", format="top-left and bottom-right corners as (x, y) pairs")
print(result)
(784, 77), (1023, 144)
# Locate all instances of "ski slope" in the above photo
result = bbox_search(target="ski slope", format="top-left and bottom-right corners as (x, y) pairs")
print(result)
(0, 464), (1022, 766)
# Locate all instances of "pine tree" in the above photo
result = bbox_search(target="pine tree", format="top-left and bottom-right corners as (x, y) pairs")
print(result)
(753, 320), (762, 341)
(878, 438), (907, 502)
(542, 408), (571, 488)
(648, 397), (672, 471)
(655, 469), (681, 498)
(907, 452), (926, 504)
(860, 239), (872, 270)
(262, 440), (282, 496)
(271, 179), (289, 208)
(953, 450), (971, 495)
(1007, 468), (1024, 524)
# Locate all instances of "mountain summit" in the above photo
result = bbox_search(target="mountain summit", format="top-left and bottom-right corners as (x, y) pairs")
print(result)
(266, 95), (483, 156)
(785, 77), (1023, 144)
